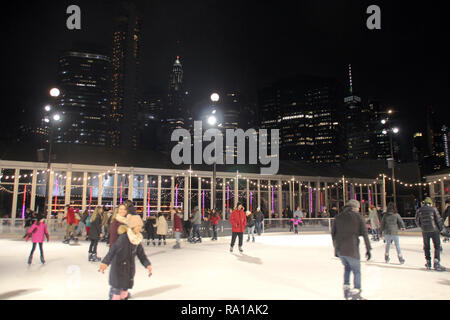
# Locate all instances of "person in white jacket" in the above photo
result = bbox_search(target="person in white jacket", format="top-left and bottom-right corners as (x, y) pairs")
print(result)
(368, 205), (380, 241)
(156, 212), (168, 246)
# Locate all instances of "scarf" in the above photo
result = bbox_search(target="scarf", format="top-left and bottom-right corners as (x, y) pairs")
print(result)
(126, 228), (143, 245)
(115, 214), (129, 225)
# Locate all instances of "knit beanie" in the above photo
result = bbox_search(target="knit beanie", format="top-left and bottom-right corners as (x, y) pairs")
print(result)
(128, 215), (143, 229)
(347, 199), (360, 209)
(424, 197), (433, 205)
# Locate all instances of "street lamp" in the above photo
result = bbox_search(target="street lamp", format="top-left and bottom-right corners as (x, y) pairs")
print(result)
(210, 93), (220, 103)
(49, 88), (60, 97)
(44, 105), (52, 112)
(209, 92), (222, 211)
(383, 127), (400, 208)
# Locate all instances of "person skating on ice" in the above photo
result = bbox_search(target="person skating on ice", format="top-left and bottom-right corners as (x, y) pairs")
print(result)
(246, 210), (256, 242)
(172, 208), (183, 249)
(230, 203), (247, 253)
(99, 215), (152, 300)
(190, 206), (202, 243)
(331, 200), (372, 300)
(26, 213), (50, 265)
(415, 197), (446, 271)
(144, 215), (157, 246)
(254, 207), (264, 236)
(109, 204), (128, 247)
(209, 209), (221, 241)
(290, 216), (301, 234)
(380, 202), (406, 264)
(88, 206), (104, 262)
(63, 204), (76, 244)
(368, 205), (380, 241)
(156, 212), (168, 246)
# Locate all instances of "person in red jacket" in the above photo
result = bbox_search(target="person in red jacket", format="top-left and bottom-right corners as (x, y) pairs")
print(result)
(63, 204), (77, 244)
(173, 208), (183, 249)
(210, 209), (221, 241)
(230, 203), (247, 253)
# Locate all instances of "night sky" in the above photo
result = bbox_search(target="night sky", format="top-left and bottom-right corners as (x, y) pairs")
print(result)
(2, 0), (448, 160)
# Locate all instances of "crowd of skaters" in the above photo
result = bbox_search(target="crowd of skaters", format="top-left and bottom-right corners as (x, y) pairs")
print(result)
(21, 195), (450, 300)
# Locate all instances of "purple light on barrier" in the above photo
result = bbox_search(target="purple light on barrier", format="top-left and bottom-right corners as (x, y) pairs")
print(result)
(250, 191), (253, 209)
(309, 187), (312, 214)
(22, 184), (27, 219)
(175, 184), (178, 207)
(271, 186), (274, 214)
(227, 185), (229, 200)
(369, 188), (372, 205)
(202, 190), (205, 219)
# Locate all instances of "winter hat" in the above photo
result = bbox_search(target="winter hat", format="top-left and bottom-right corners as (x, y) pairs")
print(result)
(128, 215), (143, 229)
(424, 197), (433, 205)
(347, 199), (360, 209)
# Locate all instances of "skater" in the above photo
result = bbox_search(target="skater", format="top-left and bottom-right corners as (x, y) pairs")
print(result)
(203, 209), (212, 238)
(173, 209), (183, 249)
(156, 212), (168, 246)
(88, 206), (103, 262)
(109, 204), (128, 247)
(144, 215), (157, 246)
(210, 209), (221, 240)
(254, 207), (264, 236)
(331, 200), (372, 300)
(190, 206), (202, 243)
(380, 202), (406, 264)
(63, 204), (77, 244)
(77, 209), (89, 237)
(25, 214), (50, 265)
(23, 208), (36, 238)
(99, 215), (152, 300)
(415, 197), (446, 271)
(230, 203), (247, 253)
(246, 210), (256, 242)
(290, 216), (301, 234)
(74, 208), (82, 237)
(368, 205), (380, 241)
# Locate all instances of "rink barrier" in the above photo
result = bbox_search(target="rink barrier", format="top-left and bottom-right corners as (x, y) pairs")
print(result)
(0, 217), (423, 238)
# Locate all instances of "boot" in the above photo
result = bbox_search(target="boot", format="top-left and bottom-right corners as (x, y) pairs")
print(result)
(158, 241), (161, 246)
(252, 237), (255, 242)
(247, 237), (250, 242)
(92, 254), (101, 262)
(173, 243), (180, 249)
(147, 240), (150, 246)
(230, 246), (233, 253)
(153, 241), (156, 246)
(343, 285), (351, 300)
(40, 255), (45, 264)
(425, 260), (432, 270)
(434, 259), (446, 271)
(88, 253), (94, 262)
(349, 289), (366, 300)
(239, 247), (243, 253)
(398, 255), (405, 264)
(385, 255), (390, 263)
(62, 238), (70, 244)
(163, 240), (166, 246)
(27, 255), (33, 265)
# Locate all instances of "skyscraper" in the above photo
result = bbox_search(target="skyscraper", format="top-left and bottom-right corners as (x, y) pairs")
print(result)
(167, 56), (186, 130)
(110, 1), (142, 150)
(55, 51), (112, 146)
(258, 75), (343, 163)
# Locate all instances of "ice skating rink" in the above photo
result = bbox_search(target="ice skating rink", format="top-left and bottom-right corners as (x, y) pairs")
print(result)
(1, 233), (450, 300)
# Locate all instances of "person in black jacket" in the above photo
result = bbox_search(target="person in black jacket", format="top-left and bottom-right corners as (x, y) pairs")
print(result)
(380, 202), (406, 264)
(88, 206), (104, 262)
(144, 216), (157, 246)
(415, 197), (446, 271)
(99, 215), (152, 300)
(246, 211), (256, 242)
(331, 200), (372, 300)
(254, 207), (264, 236)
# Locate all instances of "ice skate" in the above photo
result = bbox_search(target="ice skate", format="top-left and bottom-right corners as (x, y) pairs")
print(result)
(146, 240), (150, 246)
(398, 255), (405, 264)
(163, 240), (166, 246)
(343, 285), (351, 300)
(88, 253), (94, 262)
(252, 237), (255, 242)
(247, 237), (250, 242)
(152, 241), (156, 246)
(158, 241), (161, 246)
(27, 255), (33, 265)
(230, 246), (233, 253)
(385, 255), (390, 263)
(239, 247), (243, 253)
(348, 289), (366, 300)
(91, 254), (101, 262)
(40, 255), (45, 264)
(173, 243), (180, 249)
(62, 238), (70, 244)
(425, 260), (432, 270)
(433, 259), (446, 271)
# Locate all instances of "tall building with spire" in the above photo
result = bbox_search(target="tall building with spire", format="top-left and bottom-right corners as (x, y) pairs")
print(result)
(110, 1), (142, 150)
(344, 64), (373, 160)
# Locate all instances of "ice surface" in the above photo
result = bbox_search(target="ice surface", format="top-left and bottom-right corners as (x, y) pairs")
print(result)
(0, 233), (449, 300)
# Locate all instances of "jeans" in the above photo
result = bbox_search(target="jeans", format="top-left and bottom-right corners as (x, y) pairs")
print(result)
(340, 256), (361, 290)
(30, 242), (44, 258)
(193, 224), (201, 239)
(255, 221), (262, 235)
(110, 287), (129, 300)
(212, 225), (218, 239)
(422, 231), (441, 261)
(231, 232), (243, 248)
(384, 234), (402, 256)
(77, 222), (85, 235)
(371, 228), (379, 238)
(89, 240), (99, 255)
(294, 225), (298, 234)
(175, 231), (181, 244)
(247, 226), (255, 239)
(65, 224), (75, 239)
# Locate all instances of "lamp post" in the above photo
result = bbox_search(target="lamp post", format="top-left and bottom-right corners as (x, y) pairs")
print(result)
(209, 93), (220, 210)
(382, 121), (399, 208)
(43, 88), (61, 218)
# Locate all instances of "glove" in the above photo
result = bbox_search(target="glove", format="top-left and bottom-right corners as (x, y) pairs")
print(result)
(366, 250), (371, 261)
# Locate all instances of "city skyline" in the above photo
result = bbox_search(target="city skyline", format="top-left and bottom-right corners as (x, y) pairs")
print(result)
(3, 1), (449, 164)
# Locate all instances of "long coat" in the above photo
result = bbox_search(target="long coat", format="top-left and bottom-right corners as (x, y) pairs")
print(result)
(88, 214), (102, 241)
(102, 232), (151, 290)
(368, 208), (380, 229)
(230, 209), (247, 233)
(156, 216), (168, 235)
